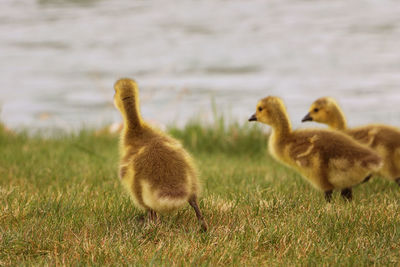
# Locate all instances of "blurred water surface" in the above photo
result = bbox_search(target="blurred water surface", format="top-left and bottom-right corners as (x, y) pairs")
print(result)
(1, 0), (400, 131)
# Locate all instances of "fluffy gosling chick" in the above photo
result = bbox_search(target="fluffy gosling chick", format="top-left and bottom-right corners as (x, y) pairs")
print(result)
(249, 96), (383, 202)
(303, 97), (400, 186)
(114, 78), (207, 231)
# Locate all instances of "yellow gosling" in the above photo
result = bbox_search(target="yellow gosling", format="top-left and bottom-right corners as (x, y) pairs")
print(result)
(249, 96), (383, 202)
(114, 78), (207, 231)
(303, 97), (400, 187)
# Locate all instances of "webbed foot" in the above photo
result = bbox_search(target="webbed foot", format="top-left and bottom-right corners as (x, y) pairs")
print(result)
(147, 209), (158, 223)
(341, 188), (353, 201)
(324, 190), (333, 203)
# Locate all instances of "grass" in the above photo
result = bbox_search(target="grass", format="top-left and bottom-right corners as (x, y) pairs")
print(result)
(0, 120), (400, 266)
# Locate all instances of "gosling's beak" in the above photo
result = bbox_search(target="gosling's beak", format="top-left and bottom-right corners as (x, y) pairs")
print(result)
(301, 112), (313, 122)
(248, 113), (257, 122)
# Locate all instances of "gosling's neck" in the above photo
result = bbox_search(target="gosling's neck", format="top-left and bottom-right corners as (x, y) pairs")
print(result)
(121, 97), (144, 140)
(270, 109), (292, 141)
(327, 106), (347, 130)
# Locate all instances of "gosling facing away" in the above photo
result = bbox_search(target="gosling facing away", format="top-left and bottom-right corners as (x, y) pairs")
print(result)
(303, 97), (400, 187)
(114, 78), (207, 231)
(249, 96), (383, 202)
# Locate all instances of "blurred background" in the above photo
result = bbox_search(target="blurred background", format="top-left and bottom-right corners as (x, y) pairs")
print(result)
(1, 0), (400, 132)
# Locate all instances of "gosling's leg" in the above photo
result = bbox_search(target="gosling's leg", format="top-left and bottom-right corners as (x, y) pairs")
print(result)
(147, 209), (158, 222)
(341, 188), (353, 201)
(324, 190), (333, 203)
(362, 174), (372, 184)
(395, 178), (400, 187)
(188, 195), (208, 232)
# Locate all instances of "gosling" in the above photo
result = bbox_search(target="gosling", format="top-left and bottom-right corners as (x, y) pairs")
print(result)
(249, 96), (382, 202)
(302, 97), (400, 186)
(114, 78), (207, 231)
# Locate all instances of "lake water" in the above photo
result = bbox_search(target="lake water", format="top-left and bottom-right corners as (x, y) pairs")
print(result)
(1, 0), (400, 131)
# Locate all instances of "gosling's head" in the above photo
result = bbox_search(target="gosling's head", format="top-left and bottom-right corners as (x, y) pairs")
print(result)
(113, 78), (139, 112)
(248, 96), (286, 126)
(301, 97), (338, 124)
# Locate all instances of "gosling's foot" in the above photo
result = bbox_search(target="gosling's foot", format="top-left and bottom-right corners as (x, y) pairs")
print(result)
(341, 188), (353, 201)
(189, 195), (208, 232)
(136, 214), (146, 223)
(147, 209), (158, 223)
(324, 190), (333, 203)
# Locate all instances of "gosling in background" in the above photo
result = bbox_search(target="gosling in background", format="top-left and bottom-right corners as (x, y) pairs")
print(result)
(249, 96), (382, 202)
(303, 97), (400, 187)
(114, 78), (207, 231)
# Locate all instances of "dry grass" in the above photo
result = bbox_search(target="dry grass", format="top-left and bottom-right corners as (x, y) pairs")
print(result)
(0, 124), (400, 266)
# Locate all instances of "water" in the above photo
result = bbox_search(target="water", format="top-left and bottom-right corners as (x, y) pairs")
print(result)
(1, 0), (400, 131)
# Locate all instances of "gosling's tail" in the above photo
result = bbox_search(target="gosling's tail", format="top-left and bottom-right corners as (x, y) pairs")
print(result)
(141, 180), (189, 213)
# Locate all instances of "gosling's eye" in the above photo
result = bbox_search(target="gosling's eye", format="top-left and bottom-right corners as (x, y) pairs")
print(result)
(258, 107), (263, 112)
(313, 108), (319, 112)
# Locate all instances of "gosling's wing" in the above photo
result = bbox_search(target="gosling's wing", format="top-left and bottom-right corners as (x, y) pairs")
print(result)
(313, 130), (382, 169)
(288, 132), (321, 168)
(346, 126), (378, 146)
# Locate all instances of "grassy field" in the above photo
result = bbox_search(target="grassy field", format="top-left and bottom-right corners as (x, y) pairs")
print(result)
(1, 120), (400, 266)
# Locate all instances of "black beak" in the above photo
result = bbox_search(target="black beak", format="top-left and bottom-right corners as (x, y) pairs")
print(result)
(301, 113), (313, 122)
(248, 113), (257, 122)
